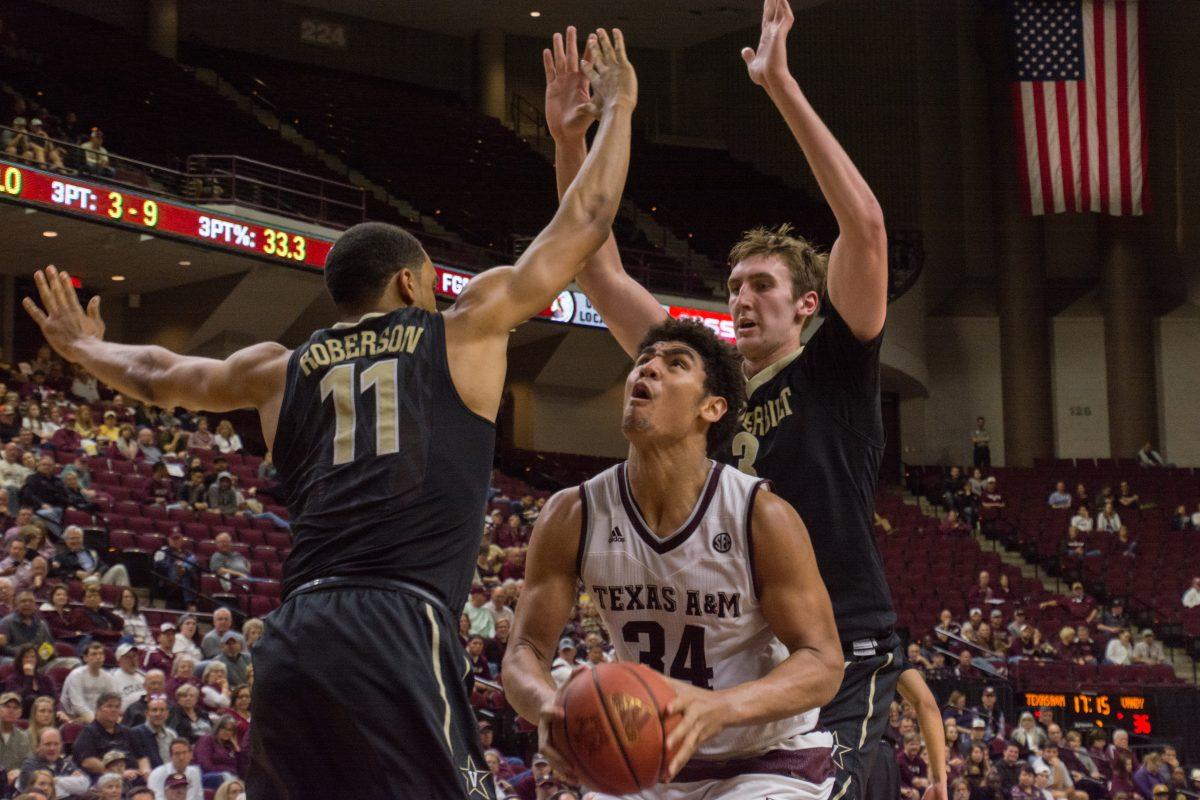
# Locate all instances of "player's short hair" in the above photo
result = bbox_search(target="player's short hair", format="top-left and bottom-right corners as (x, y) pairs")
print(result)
(636, 318), (745, 457)
(728, 222), (828, 302)
(324, 222), (427, 313)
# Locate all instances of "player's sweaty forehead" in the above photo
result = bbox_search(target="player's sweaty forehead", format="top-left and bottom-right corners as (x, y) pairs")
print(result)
(634, 342), (700, 366)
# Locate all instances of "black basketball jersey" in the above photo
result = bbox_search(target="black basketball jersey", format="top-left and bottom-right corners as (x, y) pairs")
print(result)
(274, 307), (495, 613)
(719, 300), (895, 643)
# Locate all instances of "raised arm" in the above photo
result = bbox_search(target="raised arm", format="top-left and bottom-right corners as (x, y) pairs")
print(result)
(897, 668), (949, 800)
(742, 0), (887, 340)
(544, 26), (668, 358)
(447, 29), (637, 338)
(501, 488), (584, 784)
(662, 488), (843, 779)
(23, 267), (288, 441)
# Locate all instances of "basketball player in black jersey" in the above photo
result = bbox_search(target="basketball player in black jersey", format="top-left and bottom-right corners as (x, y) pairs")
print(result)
(23, 28), (637, 800)
(542, 5), (904, 800)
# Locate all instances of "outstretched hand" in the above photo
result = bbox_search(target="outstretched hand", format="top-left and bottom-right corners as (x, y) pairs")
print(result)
(579, 28), (637, 118)
(22, 266), (105, 363)
(741, 0), (795, 89)
(543, 26), (596, 143)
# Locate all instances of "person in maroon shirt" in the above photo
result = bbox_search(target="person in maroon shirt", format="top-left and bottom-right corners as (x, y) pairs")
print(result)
(142, 623), (177, 673)
(498, 548), (526, 582)
(146, 462), (178, 506)
(939, 509), (971, 536)
(968, 571), (995, 608)
(76, 584), (123, 644)
(1011, 766), (1038, 800)
(897, 732), (930, 800)
(43, 584), (87, 647)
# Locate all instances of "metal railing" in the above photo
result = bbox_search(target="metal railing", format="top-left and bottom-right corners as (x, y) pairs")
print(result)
(0, 125), (365, 228)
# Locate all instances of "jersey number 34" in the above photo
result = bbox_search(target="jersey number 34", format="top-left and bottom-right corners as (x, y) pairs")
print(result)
(622, 621), (714, 688)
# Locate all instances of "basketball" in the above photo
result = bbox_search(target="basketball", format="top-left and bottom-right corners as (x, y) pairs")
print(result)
(550, 662), (679, 794)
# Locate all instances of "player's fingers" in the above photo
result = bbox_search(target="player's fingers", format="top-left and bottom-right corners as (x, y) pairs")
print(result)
(552, 31), (567, 73)
(542, 48), (556, 83)
(34, 269), (62, 316)
(21, 297), (47, 327)
(596, 28), (616, 63)
(585, 34), (602, 70)
(612, 28), (627, 62)
(740, 47), (756, 65)
(761, 0), (771, 25)
(565, 25), (579, 71)
(59, 270), (82, 311)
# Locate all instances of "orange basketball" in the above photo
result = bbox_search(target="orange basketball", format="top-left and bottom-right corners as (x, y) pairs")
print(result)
(550, 662), (678, 794)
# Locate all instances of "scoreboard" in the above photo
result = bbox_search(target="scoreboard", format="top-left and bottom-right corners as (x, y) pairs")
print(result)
(1023, 691), (1156, 734)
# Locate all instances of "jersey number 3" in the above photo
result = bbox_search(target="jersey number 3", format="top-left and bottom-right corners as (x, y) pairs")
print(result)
(622, 621), (713, 688)
(319, 360), (400, 465)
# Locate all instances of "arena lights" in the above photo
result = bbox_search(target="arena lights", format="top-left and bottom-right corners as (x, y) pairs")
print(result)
(41, 230), (57, 238)
(178, 260), (191, 266)
(111, 275), (125, 282)
(529, 11), (542, 17)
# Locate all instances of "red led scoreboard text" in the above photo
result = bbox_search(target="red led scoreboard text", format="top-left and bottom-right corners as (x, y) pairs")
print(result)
(0, 161), (331, 269)
(1, 159), (734, 339)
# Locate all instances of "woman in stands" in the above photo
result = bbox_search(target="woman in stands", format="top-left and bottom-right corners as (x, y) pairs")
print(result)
(1012, 711), (1048, 757)
(113, 587), (151, 646)
(213, 778), (246, 800)
(200, 661), (233, 717)
(42, 584), (86, 649)
(169, 683), (212, 742)
(169, 655), (201, 695)
(20, 525), (54, 562)
(213, 420), (243, 455)
(189, 417), (215, 451)
(112, 423), (138, 461)
(239, 618), (263, 651)
(172, 614), (204, 660)
(228, 684), (251, 739)
(96, 410), (121, 442)
(21, 403), (54, 443)
(60, 471), (98, 514)
(4, 644), (59, 717)
(194, 714), (244, 786)
(964, 744), (990, 788)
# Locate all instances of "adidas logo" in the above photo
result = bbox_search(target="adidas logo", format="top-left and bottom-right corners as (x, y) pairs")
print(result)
(608, 527), (625, 544)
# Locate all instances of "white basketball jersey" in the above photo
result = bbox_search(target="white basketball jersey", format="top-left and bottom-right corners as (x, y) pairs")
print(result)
(579, 460), (821, 760)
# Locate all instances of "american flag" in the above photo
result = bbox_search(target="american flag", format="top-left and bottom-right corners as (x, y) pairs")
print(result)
(1009, 0), (1148, 216)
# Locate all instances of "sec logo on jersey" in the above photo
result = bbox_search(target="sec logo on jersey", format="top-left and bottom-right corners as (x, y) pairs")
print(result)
(712, 532), (732, 553)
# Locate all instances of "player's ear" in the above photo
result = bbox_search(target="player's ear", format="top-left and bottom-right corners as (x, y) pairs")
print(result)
(793, 289), (819, 324)
(699, 394), (727, 426)
(394, 268), (419, 306)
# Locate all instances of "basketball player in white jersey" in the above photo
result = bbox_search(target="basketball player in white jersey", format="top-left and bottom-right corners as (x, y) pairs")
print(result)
(505, 318), (844, 800)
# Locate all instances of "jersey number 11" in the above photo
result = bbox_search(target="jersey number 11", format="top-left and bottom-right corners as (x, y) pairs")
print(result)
(319, 359), (400, 465)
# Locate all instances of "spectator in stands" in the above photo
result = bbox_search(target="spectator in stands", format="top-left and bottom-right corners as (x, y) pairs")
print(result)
(1191, 503), (1200, 530)
(1096, 501), (1121, 534)
(19, 404), (53, 444)
(122, 670), (166, 728)
(1116, 481), (1139, 510)
(54, 526), (129, 586)
(954, 649), (981, 680)
(188, 418), (214, 451)
(212, 421), (243, 455)
(112, 424), (139, 462)
(1106, 729), (1138, 774)
(1169, 505), (1191, 532)
(172, 615), (202, 662)
(943, 466), (966, 509)
(136, 428), (163, 465)
(1068, 507), (1093, 538)
(465, 635), (491, 680)
(0, 538), (33, 593)
(20, 456), (68, 529)
(24, 120), (62, 171)
(463, 587), (495, 639)
(1, 118), (42, 164)
(1104, 629), (1133, 665)
(1096, 599), (1129, 638)
(897, 732), (929, 800)
(108, 644), (144, 713)
(77, 583), (123, 645)
(200, 609), (235, 660)
(206, 473), (241, 516)
(59, 471), (97, 515)
(1012, 712), (1047, 757)
(210, 533), (250, 592)
(16, 728), (89, 798)
(240, 617), (262, 653)
(180, 470), (209, 511)
(70, 368), (98, 406)
(550, 638), (579, 687)
(1134, 753), (1171, 800)
(0, 591), (54, 659)
(996, 745), (1028, 795)
(114, 587), (151, 647)
(168, 657), (200, 700)
(970, 686), (1004, 742)
(199, 662), (231, 718)
(0, 690), (30, 782)
(143, 623), (177, 674)
(194, 714), (242, 786)
(71, 692), (138, 780)
(969, 467), (988, 497)
(1131, 629), (1165, 665)
(940, 509), (970, 536)
(147, 738), (202, 800)
(42, 584), (85, 650)
(1071, 627), (1097, 665)
(1054, 583), (1097, 624)
(227, 685), (250, 740)
(60, 643), (117, 724)
(1136, 443), (1170, 469)
(153, 532), (198, 609)
(0, 445), (31, 505)
(1085, 732), (1112, 782)
(980, 476), (1006, 512)
(4, 645), (57, 717)
(214, 633), (249, 688)
(1182, 577), (1200, 609)
(81, 127), (114, 177)
(96, 411), (121, 443)
(168, 685), (211, 743)
(972, 417), (992, 470)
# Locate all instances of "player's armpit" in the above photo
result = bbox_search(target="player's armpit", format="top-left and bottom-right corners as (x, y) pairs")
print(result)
(719, 489), (842, 726)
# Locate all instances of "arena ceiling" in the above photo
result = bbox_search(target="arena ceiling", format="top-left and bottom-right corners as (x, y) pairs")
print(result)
(290, 0), (833, 49)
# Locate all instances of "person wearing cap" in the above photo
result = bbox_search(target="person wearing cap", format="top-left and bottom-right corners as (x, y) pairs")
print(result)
(548, 638), (578, 688)
(153, 531), (198, 609)
(200, 608), (235, 660)
(16, 727), (89, 797)
(205, 473), (242, 517)
(462, 584), (495, 639)
(1, 117), (41, 163)
(80, 127), (114, 177)
(215, 632), (250, 688)
(143, 623), (178, 674)
(0, 690), (31, 782)
(476, 719), (495, 752)
(509, 752), (553, 800)
(59, 643), (118, 725)
(969, 685), (1005, 743)
(130, 694), (176, 770)
(96, 411), (121, 442)
(53, 525), (130, 586)
(71, 691), (140, 780)
(107, 642), (145, 713)
(1131, 628), (1165, 665)
(147, 739), (202, 800)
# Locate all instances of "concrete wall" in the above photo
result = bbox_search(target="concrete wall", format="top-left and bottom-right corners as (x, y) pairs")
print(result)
(1051, 299), (1111, 460)
(920, 316), (1004, 467)
(1156, 305), (1200, 466)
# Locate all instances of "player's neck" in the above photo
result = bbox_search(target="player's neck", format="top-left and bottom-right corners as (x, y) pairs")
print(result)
(742, 335), (803, 379)
(625, 443), (711, 536)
